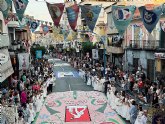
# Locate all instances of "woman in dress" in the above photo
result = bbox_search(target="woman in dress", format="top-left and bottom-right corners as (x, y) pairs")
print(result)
(87, 71), (91, 86)
(135, 105), (143, 124)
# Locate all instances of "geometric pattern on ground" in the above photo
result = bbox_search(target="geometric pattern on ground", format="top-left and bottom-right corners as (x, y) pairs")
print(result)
(36, 91), (126, 124)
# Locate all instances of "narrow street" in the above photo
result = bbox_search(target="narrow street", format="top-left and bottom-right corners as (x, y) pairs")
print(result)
(52, 58), (93, 92)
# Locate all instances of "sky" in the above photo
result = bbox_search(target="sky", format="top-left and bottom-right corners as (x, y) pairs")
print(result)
(25, 0), (64, 22)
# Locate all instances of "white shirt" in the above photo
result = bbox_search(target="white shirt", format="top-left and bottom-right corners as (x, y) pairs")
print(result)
(141, 115), (147, 124)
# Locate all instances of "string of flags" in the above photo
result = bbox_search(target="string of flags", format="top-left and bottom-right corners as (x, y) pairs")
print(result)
(0, 0), (165, 38)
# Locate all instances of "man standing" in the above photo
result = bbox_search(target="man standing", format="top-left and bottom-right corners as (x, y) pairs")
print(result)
(129, 100), (138, 124)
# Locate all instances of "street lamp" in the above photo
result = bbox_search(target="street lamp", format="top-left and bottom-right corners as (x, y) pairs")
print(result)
(99, 39), (106, 77)
(96, 39), (106, 77)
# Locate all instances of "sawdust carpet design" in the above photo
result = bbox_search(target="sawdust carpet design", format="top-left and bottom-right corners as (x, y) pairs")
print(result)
(36, 91), (126, 124)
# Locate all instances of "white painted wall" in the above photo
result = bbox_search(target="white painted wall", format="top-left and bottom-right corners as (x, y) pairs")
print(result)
(0, 11), (9, 34)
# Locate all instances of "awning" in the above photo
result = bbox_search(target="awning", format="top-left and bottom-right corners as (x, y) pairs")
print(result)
(0, 48), (14, 83)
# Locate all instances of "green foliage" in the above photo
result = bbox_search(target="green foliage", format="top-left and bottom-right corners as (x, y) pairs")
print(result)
(81, 41), (94, 54)
(31, 45), (46, 57)
(49, 45), (54, 51)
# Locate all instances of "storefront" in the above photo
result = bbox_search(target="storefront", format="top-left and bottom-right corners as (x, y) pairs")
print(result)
(155, 53), (165, 77)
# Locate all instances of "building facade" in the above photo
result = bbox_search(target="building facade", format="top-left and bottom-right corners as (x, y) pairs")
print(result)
(0, 12), (14, 85)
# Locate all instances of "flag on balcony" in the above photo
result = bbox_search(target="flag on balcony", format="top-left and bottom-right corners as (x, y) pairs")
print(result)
(30, 21), (39, 33)
(80, 5), (101, 32)
(139, 6), (162, 33)
(42, 24), (50, 35)
(0, 0), (12, 20)
(66, 4), (79, 31)
(160, 21), (165, 32)
(13, 0), (29, 21)
(46, 2), (65, 27)
(112, 5), (136, 35)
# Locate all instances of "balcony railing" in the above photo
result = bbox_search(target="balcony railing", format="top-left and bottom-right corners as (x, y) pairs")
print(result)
(128, 40), (159, 50)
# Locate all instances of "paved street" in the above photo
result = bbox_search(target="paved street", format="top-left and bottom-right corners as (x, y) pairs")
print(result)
(52, 59), (93, 92)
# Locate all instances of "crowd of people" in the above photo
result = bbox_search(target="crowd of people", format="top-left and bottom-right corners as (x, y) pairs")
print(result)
(61, 53), (165, 124)
(0, 58), (55, 124)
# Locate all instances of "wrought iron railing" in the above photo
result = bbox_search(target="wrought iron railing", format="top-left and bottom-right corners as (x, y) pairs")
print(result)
(128, 40), (160, 49)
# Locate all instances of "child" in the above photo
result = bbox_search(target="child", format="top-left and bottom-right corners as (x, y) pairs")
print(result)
(18, 112), (26, 124)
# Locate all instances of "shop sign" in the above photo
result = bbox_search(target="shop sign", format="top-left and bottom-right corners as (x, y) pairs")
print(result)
(155, 53), (165, 59)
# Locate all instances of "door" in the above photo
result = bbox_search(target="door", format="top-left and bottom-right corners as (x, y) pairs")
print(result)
(147, 59), (155, 81)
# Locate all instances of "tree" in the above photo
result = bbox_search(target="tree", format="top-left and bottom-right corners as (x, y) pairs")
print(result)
(81, 41), (94, 56)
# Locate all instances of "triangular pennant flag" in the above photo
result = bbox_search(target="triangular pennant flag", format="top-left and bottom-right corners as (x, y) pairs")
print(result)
(4, 12), (14, 25)
(45, 105), (59, 115)
(30, 21), (38, 33)
(18, 17), (28, 29)
(46, 2), (65, 27)
(112, 5), (136, 35)
(139, 6), (162, 33)
(160, 21), (165, 32)
(12, 0), (29, 21)
(66, 4), (79, 31)
(42, 24), (50, 35)
(0, 0), (12, 19)
(80, 5), (101, 32)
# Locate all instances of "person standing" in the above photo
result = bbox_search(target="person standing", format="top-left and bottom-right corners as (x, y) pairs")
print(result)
(129, 100), (138, 124)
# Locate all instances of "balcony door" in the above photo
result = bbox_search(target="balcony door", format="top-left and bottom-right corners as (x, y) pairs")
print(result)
(147, 59), (155, 81)
(160, 28), (165, 48)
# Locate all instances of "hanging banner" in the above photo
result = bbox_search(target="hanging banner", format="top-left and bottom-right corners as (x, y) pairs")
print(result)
(0, 49), (14, 82)
(0, 0), (12, 19)
(80, 5), (101, 32)
(139, 6), (162, 33)
(42, 24), (50, 35)
(30, 21), (38, 33)
(18, 53), (29, 70)
(92, 49), (99, 59)
(160, 21), (165, 32)
(18, 17), (28, 28)
(12, 0), (29, 21)
(36, 50), (42, 59)
(112, 5), (136, 35)
(66, 4), (79, 31)
(46, 2), (64, 27)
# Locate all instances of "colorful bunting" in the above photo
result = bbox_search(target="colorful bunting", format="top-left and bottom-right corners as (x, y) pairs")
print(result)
(139, 6), (162, 33)
(13, 0), (29, 21)
(80, 5), (101, 32)
(46, 2), (65, 27)
(0, 0), (12, 19)
(42, 24), (50, 35)
(160, 21), (165, 32)
(18, 17), (28, 28)
(30, 21), (38, 33)
(4, 12), (14, 24)
(66, 4), (79, 31)
(112, 5), (136, 35)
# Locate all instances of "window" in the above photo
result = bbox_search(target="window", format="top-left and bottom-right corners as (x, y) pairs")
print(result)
(0, 20), (3, 33)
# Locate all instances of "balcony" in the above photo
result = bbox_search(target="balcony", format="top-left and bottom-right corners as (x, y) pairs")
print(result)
(127, 40), (159, 50)
(106, 45), (124, 54)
